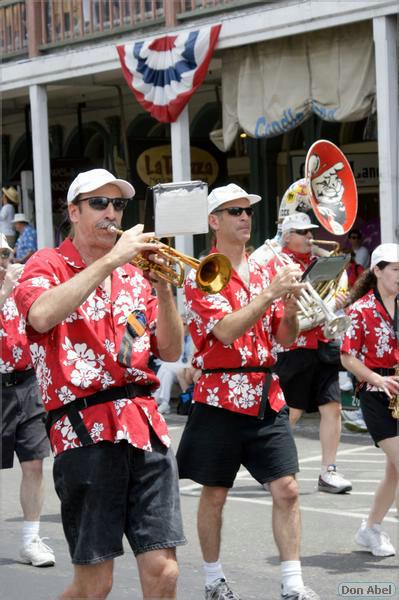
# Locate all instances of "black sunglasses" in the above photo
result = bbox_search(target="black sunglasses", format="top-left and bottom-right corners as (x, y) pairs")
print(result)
(349, 235), (360, 240)
(214, 206), (254, 217)
(0, 249), (11, 259)
(291, 229), (313, 236)
(77, 196), (129, 212)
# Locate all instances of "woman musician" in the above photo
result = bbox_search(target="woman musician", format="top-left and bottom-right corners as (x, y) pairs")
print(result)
(341, 243), (399, 557)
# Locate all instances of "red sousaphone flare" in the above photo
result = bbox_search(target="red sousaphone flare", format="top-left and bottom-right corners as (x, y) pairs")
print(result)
(305, 139), (358, 235)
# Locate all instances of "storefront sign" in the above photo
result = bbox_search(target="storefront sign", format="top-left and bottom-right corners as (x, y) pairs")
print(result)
(291, 152), (378, 188)
(136, 145), (219, 187)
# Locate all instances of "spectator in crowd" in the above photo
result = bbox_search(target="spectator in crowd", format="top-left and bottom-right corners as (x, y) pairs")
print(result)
(12, 213), (38, 263)
(341, 243), (399, 557)
(14, 168), (185, 599)
(0, 186), (19, 247)
(155, 319), (195, 414)
(0, 234), (55, 568)
(347, 229), (370, 268)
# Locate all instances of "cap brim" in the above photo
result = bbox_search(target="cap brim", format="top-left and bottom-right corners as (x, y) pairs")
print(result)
(291, 224), (319, 230)
(111, 179), (135, 199)
(247, 194), (261, 205)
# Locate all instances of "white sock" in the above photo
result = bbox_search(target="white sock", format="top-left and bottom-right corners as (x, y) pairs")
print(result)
(22, 521), (40, 546)
(204, 560), (225, 586)
(281, 560), (304, 595)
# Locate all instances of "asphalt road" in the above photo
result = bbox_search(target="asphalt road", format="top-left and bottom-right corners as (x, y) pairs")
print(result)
(0, 413), (398, 600)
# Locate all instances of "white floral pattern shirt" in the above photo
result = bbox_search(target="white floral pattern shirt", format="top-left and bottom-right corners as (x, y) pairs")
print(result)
(0, 292), (32, 373)
(14, 238), (170, 456)
(341, 290), (399, 391)
(184, 249), (286, 416)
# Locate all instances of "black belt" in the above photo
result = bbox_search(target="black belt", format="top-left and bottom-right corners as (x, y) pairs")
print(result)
(202, 366), (272, 420)
(202, 366), (271, 374)
(1, 368), (35, 388)
(45, 383), (153, 446)
(371, 367), (396, 376)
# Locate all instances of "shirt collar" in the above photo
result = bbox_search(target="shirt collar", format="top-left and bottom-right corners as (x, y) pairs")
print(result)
(57, 237), (130, 279)
(282, 246), (313, 265)
(57, 238), (86, 270)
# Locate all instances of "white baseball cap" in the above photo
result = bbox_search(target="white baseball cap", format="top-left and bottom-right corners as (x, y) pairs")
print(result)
(208, 184), (261, 215)
(67, 169), (135, 204)
(12, 213), (29, 224)
(370, 243), (399, 270)
(281, 212), (319, 235)
(0, 233), (12, 251)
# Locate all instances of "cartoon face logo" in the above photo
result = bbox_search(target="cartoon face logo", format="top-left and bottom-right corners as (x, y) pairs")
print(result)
(305, 140), (357, 236)
(308, 155), (347, 234)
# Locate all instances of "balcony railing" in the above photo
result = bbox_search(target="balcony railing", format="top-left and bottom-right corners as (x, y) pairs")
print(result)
(0, 0), (28, 57)
(1, 0), (266, 60)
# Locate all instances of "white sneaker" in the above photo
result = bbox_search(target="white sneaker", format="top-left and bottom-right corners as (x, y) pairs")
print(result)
(339, 372), (354, 392)
(158, 401), (171, 415)
(355, 520), (396, 557)
(205, 578), (241, 599)
(318, 465), (352, 494)
(19, 535), (55, 567)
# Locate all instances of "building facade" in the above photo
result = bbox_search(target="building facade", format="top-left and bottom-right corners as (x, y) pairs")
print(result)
(1, 0), (398, 256)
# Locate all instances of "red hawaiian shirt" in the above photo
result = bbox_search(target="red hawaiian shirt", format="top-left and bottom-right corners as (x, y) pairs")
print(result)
(14, 238), (170, 456)
(184, 248), (286, 416)
(0, 291), (32, 373)
(266, 247), (327, 350)
(341, 290), (399, 391)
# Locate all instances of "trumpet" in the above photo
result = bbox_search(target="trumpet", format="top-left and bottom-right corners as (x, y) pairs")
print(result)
(266, 241), (351, 339)
(105, 224), (232, 294)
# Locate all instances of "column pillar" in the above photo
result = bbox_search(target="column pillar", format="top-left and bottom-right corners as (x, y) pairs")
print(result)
(171, 106), (193, 311)
(373, 16), (399, 243)
(29, 85), (54, 248)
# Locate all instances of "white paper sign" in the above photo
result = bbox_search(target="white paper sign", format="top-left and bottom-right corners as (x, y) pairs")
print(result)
(153, 181), (209, 237)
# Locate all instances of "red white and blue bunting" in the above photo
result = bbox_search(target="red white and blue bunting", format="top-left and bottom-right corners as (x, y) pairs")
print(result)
(117, 24), (221, 123)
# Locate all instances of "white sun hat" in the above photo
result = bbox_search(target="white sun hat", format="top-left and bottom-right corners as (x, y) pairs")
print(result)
(67, 169), (135, 204)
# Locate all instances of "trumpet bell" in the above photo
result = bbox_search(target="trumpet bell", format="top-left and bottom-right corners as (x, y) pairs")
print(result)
(196, 253), (232, 294)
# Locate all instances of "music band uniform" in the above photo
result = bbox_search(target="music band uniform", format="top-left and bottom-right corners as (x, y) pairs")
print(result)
(342, 288), (399, 444)
(178, 250), (299, 487)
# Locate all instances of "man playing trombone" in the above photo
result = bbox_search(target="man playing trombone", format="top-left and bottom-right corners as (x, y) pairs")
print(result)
(266, 212), (352, 495)
(177, 183), (319, 600)
(14, 168), (186, 600)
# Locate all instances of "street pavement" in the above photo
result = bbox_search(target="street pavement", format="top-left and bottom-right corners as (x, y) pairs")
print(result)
(0, 412), (398, 600)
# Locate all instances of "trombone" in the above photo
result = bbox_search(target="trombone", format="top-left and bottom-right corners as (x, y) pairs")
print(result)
(105, 224), (232, 294)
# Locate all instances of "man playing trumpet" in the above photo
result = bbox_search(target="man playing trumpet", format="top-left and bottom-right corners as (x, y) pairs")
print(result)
(265, 212), (352, 495)
(14, 168), (186, 600)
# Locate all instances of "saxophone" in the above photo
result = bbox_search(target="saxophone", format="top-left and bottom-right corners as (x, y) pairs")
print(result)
(388, 365), (399, 419)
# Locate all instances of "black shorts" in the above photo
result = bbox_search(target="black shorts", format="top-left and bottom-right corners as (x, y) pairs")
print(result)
(359, 389), (399, 446)
(53, 435), (186, 565)
(274, 348), (340, 413)
(1, 374), (49, 469)
(176, 402), (299, 488)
